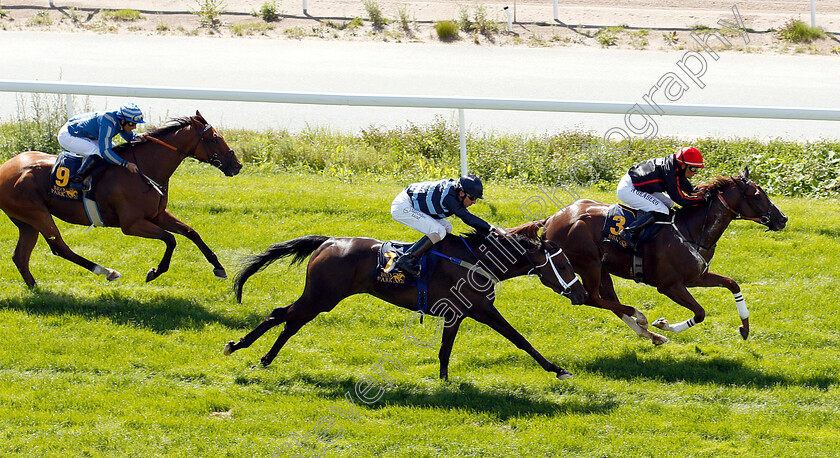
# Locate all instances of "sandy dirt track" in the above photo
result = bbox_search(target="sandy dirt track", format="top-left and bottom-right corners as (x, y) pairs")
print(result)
(2, 0), (839, 54)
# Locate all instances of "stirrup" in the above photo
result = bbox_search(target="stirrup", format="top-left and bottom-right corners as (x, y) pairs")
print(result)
(67, 179), (90, 191)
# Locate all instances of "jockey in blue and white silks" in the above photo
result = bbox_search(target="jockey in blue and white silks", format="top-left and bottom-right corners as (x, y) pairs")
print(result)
(57, 103), (146, 189)
(390, 174), (503, 277)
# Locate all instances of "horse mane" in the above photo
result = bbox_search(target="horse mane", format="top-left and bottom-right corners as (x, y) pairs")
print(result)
(460, 230), (541, 251)
(694, 175), (739, 198)
(113, 116), (193, 153)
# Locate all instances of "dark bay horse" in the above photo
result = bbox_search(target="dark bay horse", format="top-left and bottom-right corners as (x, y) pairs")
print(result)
(510, 168), (787, 344)
(0, 111), (242, 287)
(225, 232), (588, 380)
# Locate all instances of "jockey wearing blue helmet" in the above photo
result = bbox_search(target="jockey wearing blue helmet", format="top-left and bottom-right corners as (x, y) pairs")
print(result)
(57, 102), (146, 190)
(390, 174), (505, 277)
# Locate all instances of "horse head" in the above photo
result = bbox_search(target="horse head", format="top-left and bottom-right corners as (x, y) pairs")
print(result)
(189, 111), (242, 177)
(717, 167), (787, 231)
(521, 236), (588, 305)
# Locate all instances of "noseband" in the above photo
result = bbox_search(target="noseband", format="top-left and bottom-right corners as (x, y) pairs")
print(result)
(528, 246), (580, 294)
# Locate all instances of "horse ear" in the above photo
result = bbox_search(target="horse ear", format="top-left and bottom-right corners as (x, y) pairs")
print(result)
(743, 166), (750, 179)
(194, 110), (206, 123)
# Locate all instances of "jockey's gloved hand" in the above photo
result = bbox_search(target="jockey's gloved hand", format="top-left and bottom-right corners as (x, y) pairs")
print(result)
(491, 226), (509, 237)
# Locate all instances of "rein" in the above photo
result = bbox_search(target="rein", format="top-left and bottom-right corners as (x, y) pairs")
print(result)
(717, 193), (771, 225)
(145, 134), (192, 157)
(432, 235), (579, 294)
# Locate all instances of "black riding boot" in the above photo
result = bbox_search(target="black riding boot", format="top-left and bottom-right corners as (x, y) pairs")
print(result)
(618, 211), (657, 251)
(67, 155), (102, 190)
(395, 235), (435, 277)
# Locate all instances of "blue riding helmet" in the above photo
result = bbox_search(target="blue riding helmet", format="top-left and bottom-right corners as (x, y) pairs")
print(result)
(458, 174), (484, 199)
(116, 103), (146, 124)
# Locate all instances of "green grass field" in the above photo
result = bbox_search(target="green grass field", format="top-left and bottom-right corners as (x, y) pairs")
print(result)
(1, 163), (838, 457)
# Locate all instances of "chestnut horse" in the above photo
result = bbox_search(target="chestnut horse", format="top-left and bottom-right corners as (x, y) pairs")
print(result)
(225, 232), (588, 380)
(510, 168), (787, 344)
(0, 111), (242, 287)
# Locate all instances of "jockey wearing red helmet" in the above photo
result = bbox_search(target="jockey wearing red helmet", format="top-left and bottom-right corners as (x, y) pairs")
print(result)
(615, 147), (706, 250)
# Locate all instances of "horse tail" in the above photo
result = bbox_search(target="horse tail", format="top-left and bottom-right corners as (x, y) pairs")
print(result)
(234, 235), (331, 303)
(508, 219), (546, 241)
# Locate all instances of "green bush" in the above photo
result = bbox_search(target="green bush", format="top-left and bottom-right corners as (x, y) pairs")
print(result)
(232, 20), (273, 36)
(363, 0), (386, 28)
(193, 0), (225, 28)
(254, 1), (280, 22)
(103, 9), (143, 22)
(3, 107), (840, 198)
(777, 18), (825, 43)
(435, 20), (459, 41)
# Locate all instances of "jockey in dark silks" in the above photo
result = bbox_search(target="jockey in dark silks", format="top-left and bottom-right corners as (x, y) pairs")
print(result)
(615, 147), (707, 250)
(57, 102), (146, 190)
(390, 175), (505, 277)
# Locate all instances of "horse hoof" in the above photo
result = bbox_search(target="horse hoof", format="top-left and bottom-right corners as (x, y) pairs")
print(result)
(214, 267), (227, 279)
(223, 341), (235, 356)
(106, 270), (122, 282)
(739, 326), (749, 340)
(652, 333), (669, 345)
(652, 318), (669, 330)
(634, 310), (649, 329)
(556, 369), (574, 380)
(146, 268), (157, 282)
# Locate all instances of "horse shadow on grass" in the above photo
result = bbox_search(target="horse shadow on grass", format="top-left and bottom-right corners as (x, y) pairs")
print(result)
(0, 289), (261, 333)
(236, 371), (618, 420)
(583, 350), (837, 390)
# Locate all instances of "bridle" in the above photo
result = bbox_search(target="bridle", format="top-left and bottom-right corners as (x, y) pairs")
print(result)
(527, 245), (580, 294)
(145, 120), (232, 170)
(717, 179), (773, 226)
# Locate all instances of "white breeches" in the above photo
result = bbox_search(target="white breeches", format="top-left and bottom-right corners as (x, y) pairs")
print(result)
(390, 190), (452, 243)
(616, 173), (672, 215)
(58, 124), (102, 158)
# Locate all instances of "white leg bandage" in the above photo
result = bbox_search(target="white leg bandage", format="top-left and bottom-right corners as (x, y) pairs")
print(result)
(621, 314), (644, 336)
(734, 292), (749, 320)
(670, 317), (696, 333)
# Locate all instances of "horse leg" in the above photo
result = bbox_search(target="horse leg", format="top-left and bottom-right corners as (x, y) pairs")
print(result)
(152, 210), (227, 279)
(118, 218), (177, 282)
(575, 260), (667, 345)
(471, 304), (572, 379)
(687, 271), (750, 339)
(598, 272), (668, 345)
(22, 212), (122, 282)
(259, 319), (314, 367)
(8, 217), (40, 288)
(225, 304), (290, 355)
(438, 317), (464, 381)
(652, 283), (706, 334)
(227, 282), (344, 366)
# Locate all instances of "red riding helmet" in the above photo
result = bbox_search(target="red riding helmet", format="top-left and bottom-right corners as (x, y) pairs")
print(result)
(675, 147), (704, 168)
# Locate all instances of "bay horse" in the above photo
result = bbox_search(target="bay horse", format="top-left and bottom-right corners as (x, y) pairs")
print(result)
(225, 232), (588, 380)
(0, 111), (242, 287)
(510, 168), (787, 344)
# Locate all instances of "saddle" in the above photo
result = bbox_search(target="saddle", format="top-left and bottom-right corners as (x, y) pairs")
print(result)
(602, 203), (664, 251)
(48, 152), (105, 227)
(377, 241), (441, 315)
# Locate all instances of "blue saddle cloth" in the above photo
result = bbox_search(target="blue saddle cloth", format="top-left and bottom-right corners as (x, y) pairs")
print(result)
(602, 203), (663, 251)
(49, 152), (85, 200)
(376, 241), (441, 315)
